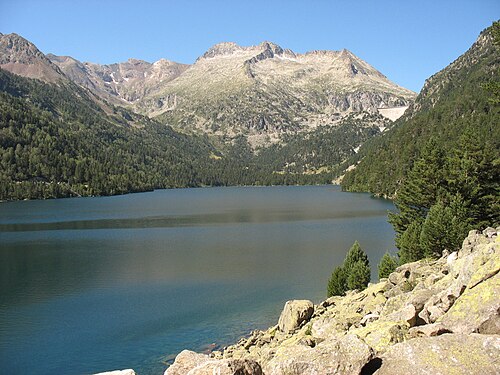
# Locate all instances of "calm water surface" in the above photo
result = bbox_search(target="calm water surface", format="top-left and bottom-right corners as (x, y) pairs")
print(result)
(0, 185), (395, 375)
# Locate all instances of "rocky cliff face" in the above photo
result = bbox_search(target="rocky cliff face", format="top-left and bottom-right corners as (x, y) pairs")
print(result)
(164, 227), (500, 375)
(0, 33), (66, 83)
(47, 54), (189, 105)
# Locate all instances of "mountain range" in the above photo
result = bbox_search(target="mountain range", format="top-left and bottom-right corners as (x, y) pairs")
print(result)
(0, 23), (497, 201)
(0, 32), (414, 148)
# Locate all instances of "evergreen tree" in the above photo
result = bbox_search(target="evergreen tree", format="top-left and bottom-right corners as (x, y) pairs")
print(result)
(378, 252), (398, 279)
(327, 241), (371, 297)
(388, 138), (447, 242)
(420, 196), (472, 258)
(398, 219), (425, 264)
(343, 241), (369, 274)
(327, 266), (347, 297)
(446, 129), (500, 228)
(347, 261), (371, 290)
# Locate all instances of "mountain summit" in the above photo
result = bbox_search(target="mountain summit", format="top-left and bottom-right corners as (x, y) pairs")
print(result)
(0, 33), (66, 83)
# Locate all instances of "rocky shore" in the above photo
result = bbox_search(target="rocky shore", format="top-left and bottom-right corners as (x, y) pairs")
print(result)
(99, 228), (500, 375)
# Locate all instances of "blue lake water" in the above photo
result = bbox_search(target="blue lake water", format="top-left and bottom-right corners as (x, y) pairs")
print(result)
(0, 185), (395, 375)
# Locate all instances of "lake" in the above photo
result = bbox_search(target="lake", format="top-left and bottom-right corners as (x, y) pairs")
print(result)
(0, 185), (395, 375)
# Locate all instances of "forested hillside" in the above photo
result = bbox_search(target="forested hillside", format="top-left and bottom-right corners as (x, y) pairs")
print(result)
(341, 23), (500, 198)
(0, 69), (221, 199)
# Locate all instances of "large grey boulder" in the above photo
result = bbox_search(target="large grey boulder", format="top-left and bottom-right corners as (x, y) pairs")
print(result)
(376, 333), (500, 375)
(264, 334), (373, 375)
(439, 272), (500, 334)
(165, 350), (262, 375)
(278, 300), (314, 334)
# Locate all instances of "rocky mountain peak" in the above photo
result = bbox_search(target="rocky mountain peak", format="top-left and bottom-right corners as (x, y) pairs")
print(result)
(1, 33), (47, 63)
(198, 42), (243, 60)
(259, 41), (284, 55)
(0, 33), (65, 82)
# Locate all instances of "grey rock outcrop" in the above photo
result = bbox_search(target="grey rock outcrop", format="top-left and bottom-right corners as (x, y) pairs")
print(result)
(377, 333), (500, 375)
(164, 349), (262, 375)
(277, 300), (314, 334)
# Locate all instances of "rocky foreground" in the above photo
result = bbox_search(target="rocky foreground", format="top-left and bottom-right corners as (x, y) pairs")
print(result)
(100, 228), (500, 375)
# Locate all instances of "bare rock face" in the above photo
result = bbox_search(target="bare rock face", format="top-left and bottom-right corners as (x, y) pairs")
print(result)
(376, 334), (500, 375)
(278, 300), (314, 334)
(440, 272), (500, 334)
(0, 33), (66, 83)
(165, 350), (262, 375)
(264, 334), (373, 375)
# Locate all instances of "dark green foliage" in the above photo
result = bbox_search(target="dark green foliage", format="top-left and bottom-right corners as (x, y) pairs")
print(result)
(347, 261), (371, 290)
(327, 241), (370, 297)
(390, 134), (496, 262)
(342, 23), (499, 263)
(388, 138), (447, 237)
(327, 266), (347, 297)
(0, 66), (387, 200)
(397, 220), (425, 264)
(377, 252), (398, 280)
(420, 197), (471, 258)
(343, 241), (369, 273)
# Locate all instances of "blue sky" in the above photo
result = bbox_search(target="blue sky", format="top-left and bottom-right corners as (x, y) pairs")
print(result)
(1, 0), (498, 92)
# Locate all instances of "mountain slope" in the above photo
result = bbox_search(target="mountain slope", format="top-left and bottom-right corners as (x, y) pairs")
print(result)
(0, 32), (419, 200)
(341, 23), (500, 197)
(47, 54), (189, 105)
(0, 67), (221, 200)
(140, 41), (415, 146)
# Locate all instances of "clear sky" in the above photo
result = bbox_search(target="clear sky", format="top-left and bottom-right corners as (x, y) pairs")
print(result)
(1, 0), (498, 92)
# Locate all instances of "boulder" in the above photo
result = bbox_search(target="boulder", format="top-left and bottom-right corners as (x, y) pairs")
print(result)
(440, 272), (500, 334)
(418, 280), (467, 324)
(360, 313), (379, 326)
(278, 300), (314, 334)
(165, 350), (211, 375)
(377, 333), (500, 375)
(384, 304), (418, 327)
(165, 350), (262, 375)
(351, 320), (408, 352)
(188, 359), (263, 375)
(264, 334), (372, 375)
(408, 323), (450, 338)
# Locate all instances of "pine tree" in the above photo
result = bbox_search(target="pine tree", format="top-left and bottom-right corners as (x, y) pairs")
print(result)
(327, 241), (371, 297)
(327, 266), (347, 297)
(347, 261), (371, 290)
(378, 252), (398, 279)
(398, 219), (425, 264)
(446, 129), (500, 228)
(420, 196), (472, 258)
(343, 241), (369, 274)
(389, 138), (447, 242)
